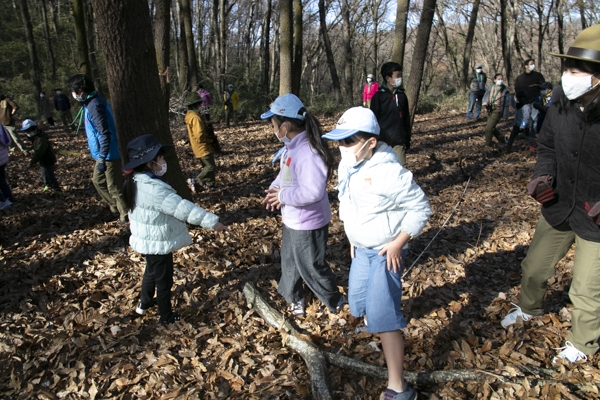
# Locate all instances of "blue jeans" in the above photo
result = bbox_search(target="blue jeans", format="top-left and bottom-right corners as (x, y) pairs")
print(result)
(466, 92), (483, 119)
(348, 247), (408, 333)
(0, 164), (14, 202)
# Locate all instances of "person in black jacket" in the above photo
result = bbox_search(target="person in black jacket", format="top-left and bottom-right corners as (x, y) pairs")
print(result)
(21, 119), (60, 191)
(500, 24), (600, 364)
(53, 88), (75, 131)
(370, 62), (411, 166)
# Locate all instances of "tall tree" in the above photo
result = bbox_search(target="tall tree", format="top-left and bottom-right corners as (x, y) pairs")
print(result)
(85, 0), (102, 93)
(260, 0), (273, 97)
(180, 0), (199, 90)
(341, 0), (354, 99)
(291, 0), (303, 95)
(279, 0), (293, 94)
(406, 0), (437, 125)
(391, 0), (410, 69)
(460, 0), (481, 93)
(92, 0), (191, 198)
(72, 0), (92, 77)
(18, 0), (42, 114)
(318, 0), (341, 100)
(40, 0), (57, 79)
(154, 0), (172, 110)
(555, 0), (566, 72)
(577, 0), (587, 30)
(175, 0), (189, 91)
(500, 0), (514, 87)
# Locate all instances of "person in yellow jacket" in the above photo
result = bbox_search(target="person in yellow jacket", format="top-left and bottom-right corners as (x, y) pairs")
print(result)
(223, 83), (239, 127)
(185, 92), (216, 190)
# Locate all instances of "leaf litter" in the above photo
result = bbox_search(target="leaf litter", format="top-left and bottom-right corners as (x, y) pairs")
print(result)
(0, 112), (599, 399)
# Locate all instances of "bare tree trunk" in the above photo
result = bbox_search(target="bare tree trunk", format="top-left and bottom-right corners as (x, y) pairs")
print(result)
(154, 0), (171, 110)
(176, 0), (189, 91)
(72, 0), (92, 77)
(85, 0), (102, 94)
(341, 0), (353, 99)
(40, 0), (57, 79)
(371, 0), (382, 74)
(19, 0), (42, 114)
(93, 0), (191, 199)
(245, 0), (257, 73)
(577, 0), (587, 30)
(500, 0), (513, 87)
(291, 0), (303, 96)
(318, 0), (341, 100)
(460, 0), (480, 94)
(270, 20), (280, 92)
(555, 0), (565, 72)
(279, 0), (293, 94)
(180, 0), (199, 90)
(391, 0), (409, 69)
(436, 7), (460, 89)
(48, 0), (60, 37)
(260, 0), (272, 97)
(406, 0), (436, 126)
(218, 0), (228, 92)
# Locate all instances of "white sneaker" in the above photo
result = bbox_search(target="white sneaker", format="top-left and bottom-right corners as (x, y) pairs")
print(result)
(290, 298), (305, 317)
(0, 199), (12, 210)
(552, 341), (587, 364)
(501, 303), (533, 328)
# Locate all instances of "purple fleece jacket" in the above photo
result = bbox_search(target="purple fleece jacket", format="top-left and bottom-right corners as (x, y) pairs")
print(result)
(269, 131), (332, 230)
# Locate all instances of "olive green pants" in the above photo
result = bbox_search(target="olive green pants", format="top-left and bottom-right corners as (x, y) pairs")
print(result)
(484, 109), (505, 146)
(392, 145), (406, 167)
(195, 153), (216, 187)
(92, 159), (127, 221)
(520, 215), (600, 355)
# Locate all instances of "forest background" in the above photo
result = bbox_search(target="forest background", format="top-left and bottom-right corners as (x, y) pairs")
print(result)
(1, 0), (598, 124)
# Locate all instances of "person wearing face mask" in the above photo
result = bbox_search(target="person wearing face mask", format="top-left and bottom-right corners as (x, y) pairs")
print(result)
(363, 73), (379, 108)
(481, 73), (510, 148)
(122, 134), (227, 325)
(369, 62), (412, 166)
(500, 25), (600, 364)
(53, 88), (75, 131)
(466, 63), (487, 120)
(511, 58), (546, 151)
(39, 92), (55, 129)
(261, 93), (345, 318)
(184, 92), (219, 191)
(322, 107), (431, 400)
(531, 81), (553, 135)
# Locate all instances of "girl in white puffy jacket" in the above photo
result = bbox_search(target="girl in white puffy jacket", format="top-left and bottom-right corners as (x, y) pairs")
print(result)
(122, 134), (226, 324)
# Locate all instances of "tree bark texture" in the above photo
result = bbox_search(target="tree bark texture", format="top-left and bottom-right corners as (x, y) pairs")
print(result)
(176, 0), (190, 91)
(72, 0), (92, 78)
(279, 0), (293, 95)
(84, 0), (103, 95)
(291, 0), (303, 96)
(317, 0), (340, 100)
(341, 0), (353, 100)
(460, 0), (480, 93)
(180, 0), (199, 90)
(19, 0), (42, 115)
(391, 0), (409, 70)
(92, 0), (191, 199)
(260, 0), (272, 98)
(406, 0), (437, 125)
(218, 0), (228, 92)
(500, 0), (513, 87)
(40, 0), (56, 79)
(436, 7), (460, 90)
(154, 0), (171, 111)
(555, 0), (565, 72)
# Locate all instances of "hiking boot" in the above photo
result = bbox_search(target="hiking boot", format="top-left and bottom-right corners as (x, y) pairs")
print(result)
(160, 312), (181, 325)
(501, 303), (533, 328)
(290, 298), (305, 317)
(135, 299), (155, 315)
(552, 341), (587, 364)
(381, 383), (417, 400)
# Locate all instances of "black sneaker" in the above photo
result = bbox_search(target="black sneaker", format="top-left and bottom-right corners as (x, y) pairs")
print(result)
(103, 213), (119, 222)
(135, 300), (155, 315)
(160, 312), (181, 325)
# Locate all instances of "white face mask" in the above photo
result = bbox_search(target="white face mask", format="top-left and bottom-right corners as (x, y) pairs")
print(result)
(56, 90), (62, 95)
(339, 140), (371, 167)
(392, 77), (403, 88)
(562, 73), (600, 100)
(528, 64), (536, 71)
(72, 92), (84, 102)
(367, 78), (373, 83)
(40, 94), (45, 98)
(476, 69), (482, 73)
(274, 125), (291, 143)
(153, 160), (167, 177)
(496, 80), (503, 86)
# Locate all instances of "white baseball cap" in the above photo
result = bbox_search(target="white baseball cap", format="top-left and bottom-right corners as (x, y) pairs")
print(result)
(322, 107), (380, 140)
(261, 93), (306, 120)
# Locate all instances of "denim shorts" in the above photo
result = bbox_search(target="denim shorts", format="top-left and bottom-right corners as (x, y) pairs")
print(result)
(348, 247), (407, 334)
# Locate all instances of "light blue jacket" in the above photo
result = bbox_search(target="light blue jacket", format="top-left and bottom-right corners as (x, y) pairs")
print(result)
(129, 173), (219, 255)
(338, 142), (431, 250)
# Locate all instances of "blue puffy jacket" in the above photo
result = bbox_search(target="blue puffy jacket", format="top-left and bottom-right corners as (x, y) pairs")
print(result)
(83, 93), (120, 160)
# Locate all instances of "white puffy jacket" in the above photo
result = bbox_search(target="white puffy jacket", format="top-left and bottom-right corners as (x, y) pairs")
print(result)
(129, 173), (219, 255)
(338, 142), (431, 250)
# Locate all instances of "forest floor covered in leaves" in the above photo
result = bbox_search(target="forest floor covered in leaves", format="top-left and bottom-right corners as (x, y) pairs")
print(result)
(1, 110), (600, 399)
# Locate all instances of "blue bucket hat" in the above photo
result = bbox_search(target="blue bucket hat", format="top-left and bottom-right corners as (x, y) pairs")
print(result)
(122, 134), (173, 171)
(322, 107), (380, 140)
(261, 93), (306, 120)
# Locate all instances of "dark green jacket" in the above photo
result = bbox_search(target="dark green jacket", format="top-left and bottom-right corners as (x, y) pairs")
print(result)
(29, 130), (57, 167)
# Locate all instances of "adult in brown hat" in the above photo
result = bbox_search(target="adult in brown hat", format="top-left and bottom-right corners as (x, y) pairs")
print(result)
(500, 24), (600, 364)
(184, 92), (218, 192)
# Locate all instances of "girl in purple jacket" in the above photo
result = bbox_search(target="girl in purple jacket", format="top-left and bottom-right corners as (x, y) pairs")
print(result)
(262, 94), (345, 316)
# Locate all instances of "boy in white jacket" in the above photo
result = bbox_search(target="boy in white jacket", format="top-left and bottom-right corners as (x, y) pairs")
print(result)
(323, 107), (431, 400)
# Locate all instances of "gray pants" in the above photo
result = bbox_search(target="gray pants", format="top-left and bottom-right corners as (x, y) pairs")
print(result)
(278, 224), (342, 310)
(6, 125), (27, 153)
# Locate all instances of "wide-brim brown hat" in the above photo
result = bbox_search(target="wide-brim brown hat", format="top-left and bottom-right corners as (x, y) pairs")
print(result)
(185, 92), (202, 106)
(549, 24), (600, 63)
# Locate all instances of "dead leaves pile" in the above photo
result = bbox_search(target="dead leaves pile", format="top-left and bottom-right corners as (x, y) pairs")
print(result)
(1, 113), (599, 399)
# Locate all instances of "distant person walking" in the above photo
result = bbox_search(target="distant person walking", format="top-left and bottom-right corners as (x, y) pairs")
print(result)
(40, 92), (55, 128)
(54, 88), (75, 131)
(223, 84), (239, 127)
(67, 74), (127, 223)
(370, 62), (412, 166)
(21, 119), (60, 191)
(184, 92), (217, 191)
(466, 63), (487, 120)
(363, 74), (379, 108)
(482, 73), (510, 148)
(0, 92), (27, 154)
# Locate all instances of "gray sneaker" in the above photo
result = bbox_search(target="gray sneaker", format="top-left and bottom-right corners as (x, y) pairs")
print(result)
(382, 383), (417, 400)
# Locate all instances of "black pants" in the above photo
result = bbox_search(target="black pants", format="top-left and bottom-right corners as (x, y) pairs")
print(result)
(141, 253), (174, 321)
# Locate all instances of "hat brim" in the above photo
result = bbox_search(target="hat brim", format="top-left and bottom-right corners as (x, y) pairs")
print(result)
(260, 110), (274, 120)
(548, 51), (600, 64)
(186, 99), (202, 106)
(122, 144), (173, 171)
(321, 128), (361, 141)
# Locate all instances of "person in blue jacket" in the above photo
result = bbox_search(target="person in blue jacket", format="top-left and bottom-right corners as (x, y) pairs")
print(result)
(67, 74), (127, 223)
